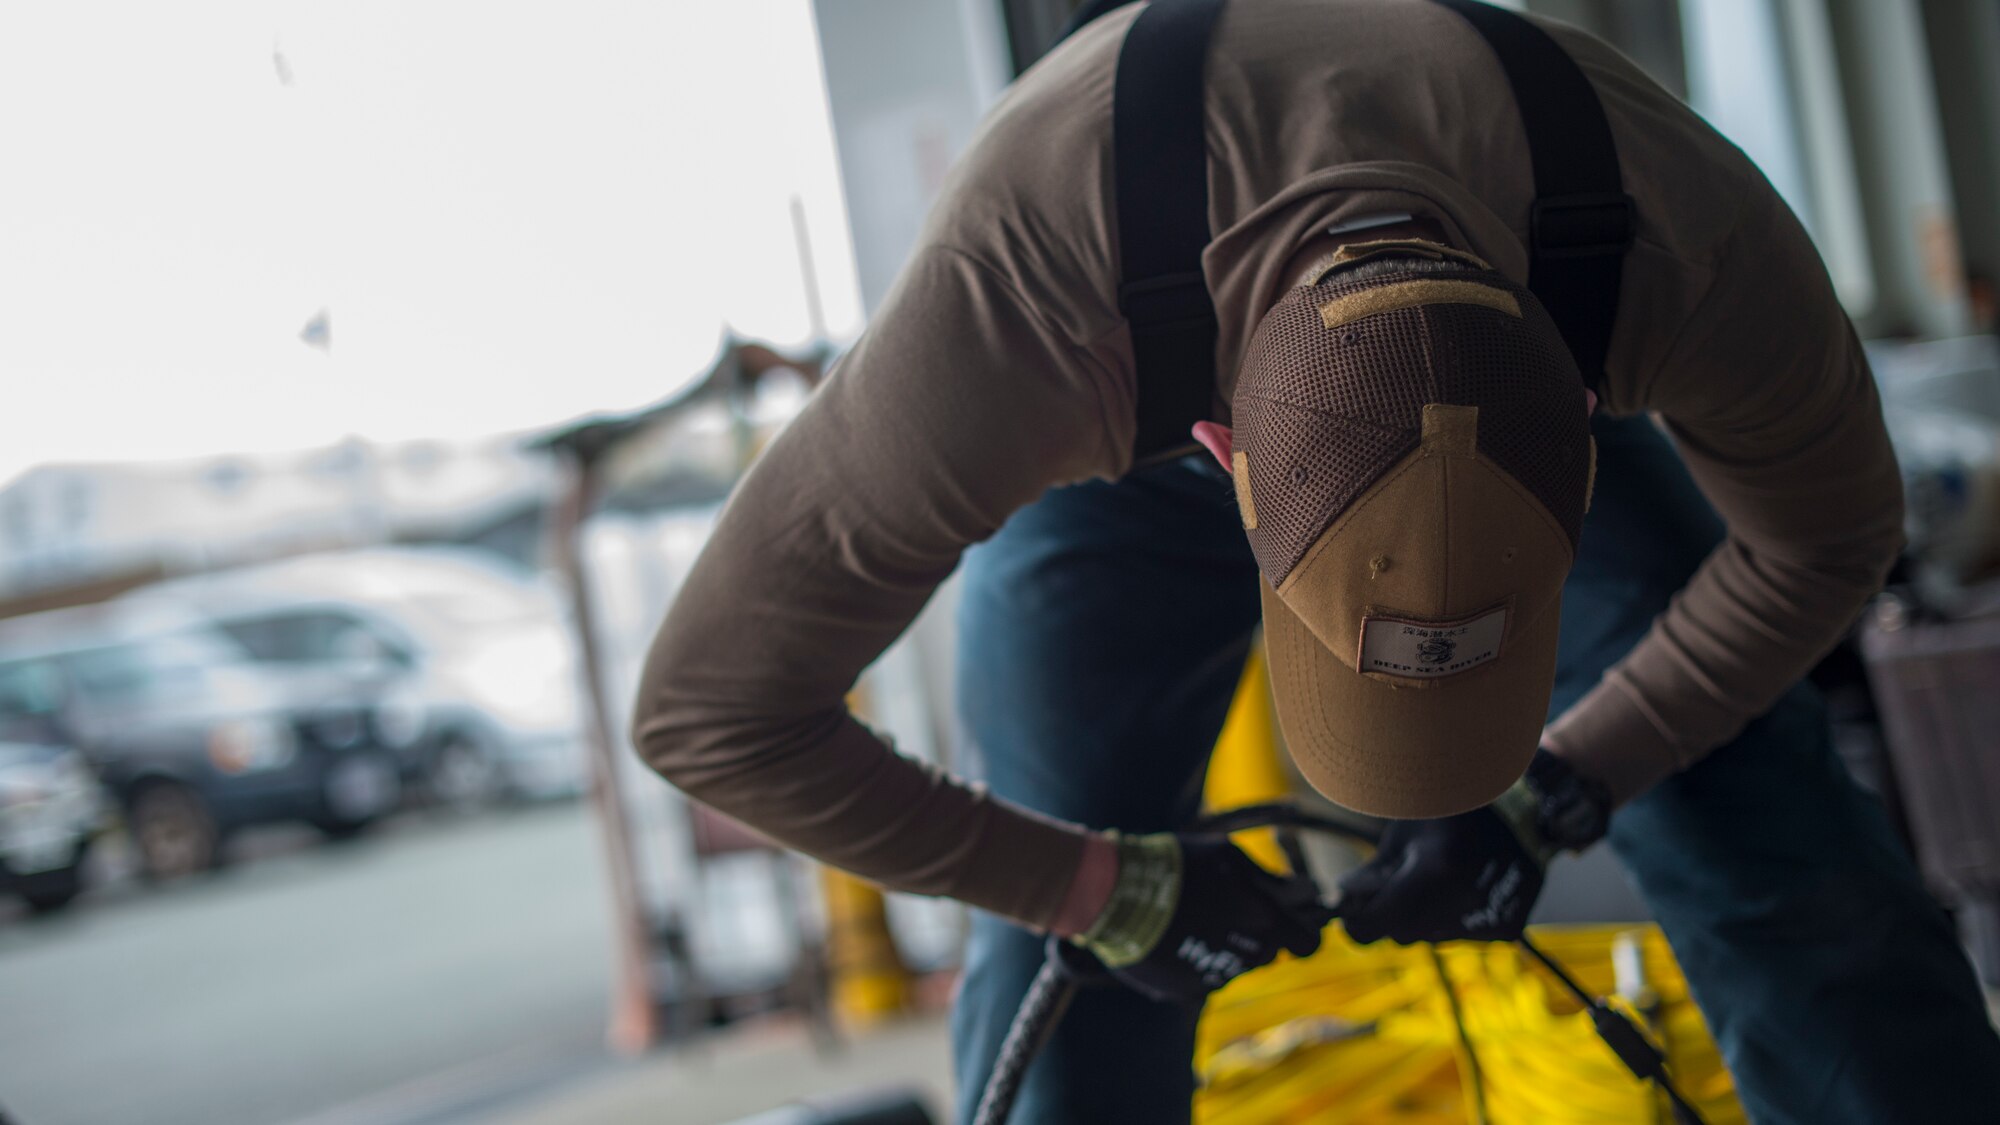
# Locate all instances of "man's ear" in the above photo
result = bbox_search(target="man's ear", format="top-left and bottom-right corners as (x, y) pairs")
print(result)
(1192, 421), (1234, 470)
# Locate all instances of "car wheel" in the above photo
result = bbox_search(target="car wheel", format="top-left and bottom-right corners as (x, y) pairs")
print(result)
(128, 782), (219, 881)
(313, 752), (400, 841)
(427, 735), (503, 812)
(20, 859), (85, 914)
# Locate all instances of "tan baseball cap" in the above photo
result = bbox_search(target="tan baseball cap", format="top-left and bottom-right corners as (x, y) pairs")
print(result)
(1231, 242), (1594, 819)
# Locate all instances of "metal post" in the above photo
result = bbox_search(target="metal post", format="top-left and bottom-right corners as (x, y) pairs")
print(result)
(547, 447), (659, 1055)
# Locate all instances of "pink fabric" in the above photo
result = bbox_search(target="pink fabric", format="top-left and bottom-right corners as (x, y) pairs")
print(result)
(1049, 832), (1119, 937)
(1192, 421), (1235, 470)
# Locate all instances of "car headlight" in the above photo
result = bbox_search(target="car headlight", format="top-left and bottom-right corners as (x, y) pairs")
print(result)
(0, 773), (48, 808)
(0, 753), (96, 808)
(208, 719), (300, 774)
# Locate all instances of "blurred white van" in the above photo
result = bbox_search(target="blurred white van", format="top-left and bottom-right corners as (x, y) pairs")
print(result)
(135, 547), (586, 808)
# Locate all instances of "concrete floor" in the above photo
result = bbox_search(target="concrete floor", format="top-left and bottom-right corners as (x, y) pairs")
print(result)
(0, 805), (612, 1125)
(0, 801), (952, 1125)
(486, 1016), (951, 1125)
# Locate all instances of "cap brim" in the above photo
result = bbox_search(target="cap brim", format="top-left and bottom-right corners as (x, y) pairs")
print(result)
(1261, 579), (1559, 819)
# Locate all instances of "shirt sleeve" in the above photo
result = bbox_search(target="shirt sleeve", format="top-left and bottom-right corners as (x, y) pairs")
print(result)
(630, 245), (1128, 928)
(1543, 190), (1905, 803)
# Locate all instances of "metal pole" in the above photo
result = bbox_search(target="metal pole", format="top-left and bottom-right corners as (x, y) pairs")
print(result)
(548, 447), (659, 1055)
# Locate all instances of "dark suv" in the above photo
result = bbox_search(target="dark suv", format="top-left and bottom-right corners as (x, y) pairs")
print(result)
(0, 604), (402, 880)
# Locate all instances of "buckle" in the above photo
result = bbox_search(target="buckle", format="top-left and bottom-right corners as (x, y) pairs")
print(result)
(1119, 271), (1214, 328)
(1531, 192), (1636, 260)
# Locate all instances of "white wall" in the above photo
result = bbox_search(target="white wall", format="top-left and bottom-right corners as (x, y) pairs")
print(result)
(811, 0), (1011, 314)
(1825, 0), (1975, 338)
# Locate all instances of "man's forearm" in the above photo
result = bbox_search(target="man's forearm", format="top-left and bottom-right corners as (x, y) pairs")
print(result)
(633, 696), (1093, 927)
(1544, 529), (1898, 806)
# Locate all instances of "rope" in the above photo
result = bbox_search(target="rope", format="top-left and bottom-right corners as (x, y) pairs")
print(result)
(969, 953), (1079, 1125)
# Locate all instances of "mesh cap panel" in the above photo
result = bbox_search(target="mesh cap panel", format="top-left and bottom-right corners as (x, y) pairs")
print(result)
(1234, 257), (1589, 585)
(1428, 299), (1590, 548)
(1241, 280), (1438, 426)
(1235, 396), (1417, 580)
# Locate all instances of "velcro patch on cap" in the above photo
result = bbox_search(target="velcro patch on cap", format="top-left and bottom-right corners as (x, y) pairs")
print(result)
(1320, 280), (1521, 330)
(1231, 451), (1259, 529)
(1358, 605), (1508, 680)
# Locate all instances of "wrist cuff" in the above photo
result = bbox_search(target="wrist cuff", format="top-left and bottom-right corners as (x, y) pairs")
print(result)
(1076, 832), (1182, 968)
(1491, 781), (1557, 865)
(1524, 747), (1614, 852)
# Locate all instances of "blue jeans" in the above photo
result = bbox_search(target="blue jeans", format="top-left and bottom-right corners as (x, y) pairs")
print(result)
(950, 415), (2000, 1125)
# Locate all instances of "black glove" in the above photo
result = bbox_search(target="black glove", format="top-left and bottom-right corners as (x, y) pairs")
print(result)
(1334, 804), (1545, 944)
(1335, 748), (1612, 945)
(1076, 832), (1335, 1007)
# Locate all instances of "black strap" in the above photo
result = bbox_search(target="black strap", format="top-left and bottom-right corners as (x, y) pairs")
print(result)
(1056, 0), (1137, 43)
(1112, 0), (1227, 461)
(1088, 0), (1634, 462)
(1430, 0), (1634, 390)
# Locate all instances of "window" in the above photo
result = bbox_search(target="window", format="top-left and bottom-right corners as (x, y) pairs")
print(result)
(1680, 0), (1877, 316)
(0, 659), (65, 745)
(62, 645), (165, 705)
(61, 635), (224, 707)
(0, 659), (62, 717)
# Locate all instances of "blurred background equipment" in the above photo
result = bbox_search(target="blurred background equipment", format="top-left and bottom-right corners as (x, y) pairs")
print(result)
(537, 339), (854, 1055)
(1860, 588), (2000, 986)
(1870, 335), (2000, 599)
(1857, 330), (2000, 985)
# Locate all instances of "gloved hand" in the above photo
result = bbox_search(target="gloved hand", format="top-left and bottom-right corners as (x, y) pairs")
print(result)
(1073, 832), (1335, 1006)
(1336, 748), (1611, 945)
(1335, 801), (1547, 944)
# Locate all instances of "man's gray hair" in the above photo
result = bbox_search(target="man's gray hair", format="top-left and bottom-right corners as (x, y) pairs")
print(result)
(1317, 252), (1474, 286)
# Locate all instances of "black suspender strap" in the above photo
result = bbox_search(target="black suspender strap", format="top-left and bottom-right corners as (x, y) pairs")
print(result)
(1084, 0), (1636, 461)
(1112, 0), (1228, 461)
(1056, 0), (1138, 44)
(1430, 0), (1635, 390)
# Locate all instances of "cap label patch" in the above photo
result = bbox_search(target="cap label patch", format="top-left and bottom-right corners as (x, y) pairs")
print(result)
(1358, 606), (1508, 680)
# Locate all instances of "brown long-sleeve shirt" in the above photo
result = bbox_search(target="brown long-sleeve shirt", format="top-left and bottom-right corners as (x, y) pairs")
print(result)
(633, 1), (1904, 929)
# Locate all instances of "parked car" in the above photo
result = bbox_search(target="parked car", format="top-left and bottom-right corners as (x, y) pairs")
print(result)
(135, 548), (586, 809)
(0, 740), (107, 913)
(0, 603), (403, 880)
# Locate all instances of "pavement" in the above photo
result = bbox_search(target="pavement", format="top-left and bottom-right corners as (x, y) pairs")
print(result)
(0, 804), (612, 1125)
(0, 800), (954, 1125)
(484, 1015), (952, 1125)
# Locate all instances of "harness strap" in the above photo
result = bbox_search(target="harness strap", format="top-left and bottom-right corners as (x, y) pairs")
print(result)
(1112, 0), (1228, 461)
(1430, 0), (1635, 390)
(1076, 0), (1635, 462)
